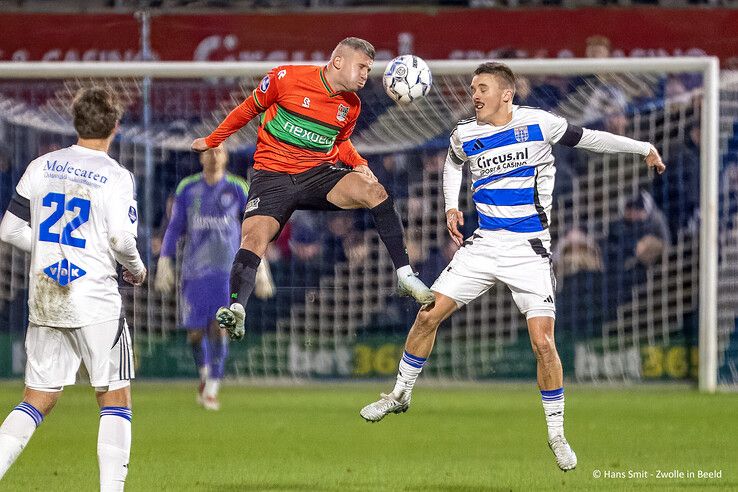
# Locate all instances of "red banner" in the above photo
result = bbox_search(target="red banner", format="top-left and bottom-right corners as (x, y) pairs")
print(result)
(1, 10), (736, 65)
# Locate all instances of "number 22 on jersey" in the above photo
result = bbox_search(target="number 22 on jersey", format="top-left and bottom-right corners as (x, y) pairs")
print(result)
(38, 192), (90, 248)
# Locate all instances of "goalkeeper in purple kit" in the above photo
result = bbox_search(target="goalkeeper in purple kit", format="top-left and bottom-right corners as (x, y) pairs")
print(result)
(156, 146), (273, 410)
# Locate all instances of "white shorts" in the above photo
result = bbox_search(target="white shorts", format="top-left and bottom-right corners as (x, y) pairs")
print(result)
(431, 230), (557, 319)
(25, 318), (134, 391)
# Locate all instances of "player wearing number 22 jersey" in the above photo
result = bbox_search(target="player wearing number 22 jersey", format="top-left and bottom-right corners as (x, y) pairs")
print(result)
(0, 88), (145, 490)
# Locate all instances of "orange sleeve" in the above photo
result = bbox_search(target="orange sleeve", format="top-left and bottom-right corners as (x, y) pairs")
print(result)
(337, 139), (367, 168)
(204, 95), (262, 148)
(204, 68), (281, 148)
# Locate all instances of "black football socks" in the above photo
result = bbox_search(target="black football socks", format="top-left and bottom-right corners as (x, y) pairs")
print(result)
(369, 196), (410, 270)
(229, 249), (261, 307)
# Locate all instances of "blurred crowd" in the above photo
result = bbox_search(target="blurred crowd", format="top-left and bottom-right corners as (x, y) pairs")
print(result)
(1, 35), (737, 338)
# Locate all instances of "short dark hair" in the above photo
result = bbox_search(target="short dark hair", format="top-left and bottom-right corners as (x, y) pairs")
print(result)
(337, 37), (375, 60)
(474, 62), (516, 92)
(72, 87), (123, 139)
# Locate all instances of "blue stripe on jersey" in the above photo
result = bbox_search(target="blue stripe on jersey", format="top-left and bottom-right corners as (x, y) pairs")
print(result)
(462, 124), (544, 157)
(478, 213), (544, 233)
(473, 187), (534, 207)
(472, 166), (535, 190)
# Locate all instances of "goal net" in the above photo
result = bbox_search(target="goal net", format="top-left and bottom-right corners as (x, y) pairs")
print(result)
(0, 59), (732, 391)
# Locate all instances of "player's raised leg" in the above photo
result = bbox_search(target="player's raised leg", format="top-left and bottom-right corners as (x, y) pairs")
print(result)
(527, 316), (577, 471)
(360, 293), (458, 422)
(0, 388), (59, 480)
(217, 215), (280, 340)
(327, 170), (434, 305)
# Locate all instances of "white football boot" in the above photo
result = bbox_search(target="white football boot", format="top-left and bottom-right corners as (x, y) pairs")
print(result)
(548, 435), (577, 471)
(396, 266), (435, 305)
(202, 395), (221, 411)
(216, 303), (246, 341)
(360, 391), (411, 422)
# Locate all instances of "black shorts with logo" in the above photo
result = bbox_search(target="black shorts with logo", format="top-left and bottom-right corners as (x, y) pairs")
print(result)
(243, 162), (354, 231)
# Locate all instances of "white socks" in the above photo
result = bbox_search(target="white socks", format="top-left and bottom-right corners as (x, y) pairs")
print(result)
(391, 351), (427, 398)
(204, 379), (220, 399)
(98, 407), (132, 492)
(541, 388), (565, 440)
(0, 402), (43, 479)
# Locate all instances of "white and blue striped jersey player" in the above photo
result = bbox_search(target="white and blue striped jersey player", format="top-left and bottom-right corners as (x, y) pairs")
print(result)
(433, 105), (652, 319)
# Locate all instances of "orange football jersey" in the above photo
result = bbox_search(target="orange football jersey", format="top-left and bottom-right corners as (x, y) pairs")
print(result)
(205, 65), (366, 174)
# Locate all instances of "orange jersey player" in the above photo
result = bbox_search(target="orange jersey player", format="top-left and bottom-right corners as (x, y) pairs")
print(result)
(191, 37), (434, 341)
(204, 64), (366, 175)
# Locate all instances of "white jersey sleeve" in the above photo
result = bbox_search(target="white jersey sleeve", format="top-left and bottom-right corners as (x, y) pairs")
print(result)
(576, 128), (652, 156)
(443, 127), (467, 213)
(106, 167), (139, 238)
(540, 111), (569, 145)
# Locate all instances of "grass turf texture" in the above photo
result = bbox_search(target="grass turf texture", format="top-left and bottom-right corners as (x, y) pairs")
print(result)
(0, 382), (735, 491)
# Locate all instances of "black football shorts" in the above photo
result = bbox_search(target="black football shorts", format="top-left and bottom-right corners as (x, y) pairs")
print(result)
(243, 162), (354, 234)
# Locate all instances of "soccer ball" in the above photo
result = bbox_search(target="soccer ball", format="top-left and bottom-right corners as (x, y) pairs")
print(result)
(382, 55), (432, 105)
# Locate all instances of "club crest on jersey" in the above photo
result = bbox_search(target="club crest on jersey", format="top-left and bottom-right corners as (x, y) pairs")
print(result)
(514, 126), (529, 143)
(336, 104), (349, 122)
(128, 206), (137, 223)
(43, 259), (86, 287)
(220, 192), (234, 208)
(259, 75), (270, 93)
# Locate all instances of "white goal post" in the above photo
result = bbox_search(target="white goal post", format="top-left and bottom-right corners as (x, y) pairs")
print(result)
(0, 56), (721, 392)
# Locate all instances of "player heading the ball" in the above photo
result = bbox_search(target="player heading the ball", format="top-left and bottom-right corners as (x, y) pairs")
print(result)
(191, 37), (435, 341)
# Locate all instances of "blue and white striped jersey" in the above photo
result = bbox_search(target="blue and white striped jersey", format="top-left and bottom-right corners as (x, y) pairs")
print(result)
(447, 105), (569, 235)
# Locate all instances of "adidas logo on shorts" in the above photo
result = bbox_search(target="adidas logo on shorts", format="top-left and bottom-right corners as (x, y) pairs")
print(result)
(544, 295), (554, 303)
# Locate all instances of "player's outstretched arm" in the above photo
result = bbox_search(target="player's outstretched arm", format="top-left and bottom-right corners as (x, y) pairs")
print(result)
(567, 126), (667, 174)
(191, 92), (269, 153)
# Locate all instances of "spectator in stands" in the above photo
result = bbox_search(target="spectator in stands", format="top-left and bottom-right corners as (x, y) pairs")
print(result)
(418, 239), (458, 287)
(585, 35), (611, 59)
(602, 191), (670, 313)
(554, 228), (604, 338)
(272, 219), (326, 307)
(422, 149), (446, 175)
(579, 35), (628, 125)
(322, 212), (355, 264)
(603, 105), (629, 136)
(373, 153), (409, 199)
(653, 123), (700, 236)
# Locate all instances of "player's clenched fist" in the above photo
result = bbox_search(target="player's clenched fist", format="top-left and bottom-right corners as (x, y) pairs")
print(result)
(191, 137), (210, 153)
(123, 267), (147, 286)
(446, 208), (464, 247)
(645, 145), (666, 174)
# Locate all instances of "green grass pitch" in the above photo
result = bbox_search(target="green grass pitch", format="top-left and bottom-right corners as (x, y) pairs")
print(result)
(0, 381), (735, 491)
